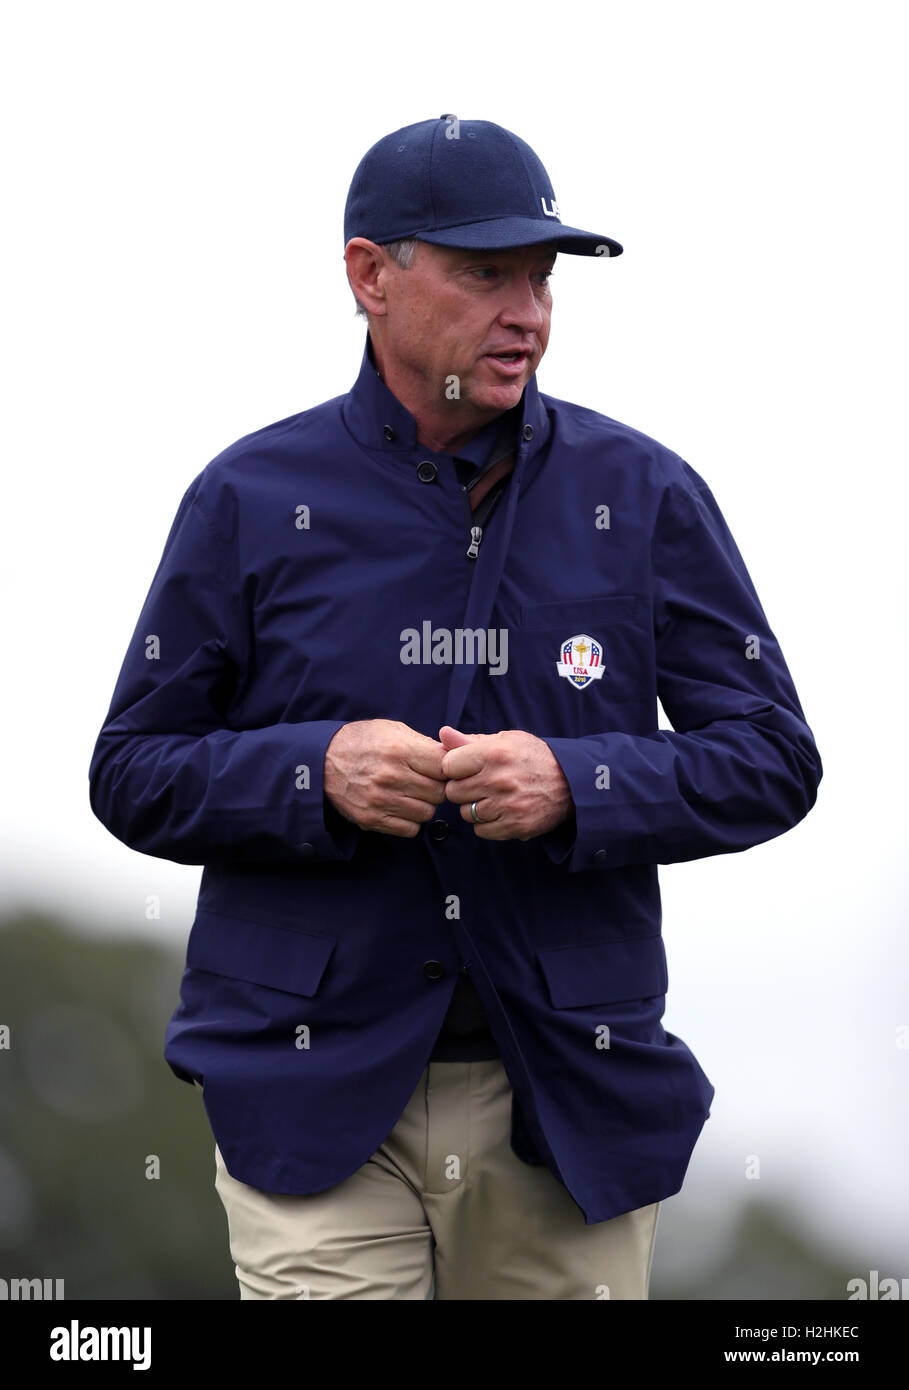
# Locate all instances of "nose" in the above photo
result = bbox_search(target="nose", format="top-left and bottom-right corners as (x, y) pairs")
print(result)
(496, 271), (546, 336)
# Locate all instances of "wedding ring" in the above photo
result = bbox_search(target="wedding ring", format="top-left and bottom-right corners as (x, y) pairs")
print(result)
(470, 801), (481, 823)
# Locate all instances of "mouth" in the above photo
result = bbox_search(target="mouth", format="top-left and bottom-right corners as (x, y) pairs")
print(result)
(482, 350), (531, 377)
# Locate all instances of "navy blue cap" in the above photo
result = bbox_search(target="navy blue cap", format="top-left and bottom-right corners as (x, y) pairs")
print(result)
(344, 115), (623, 258)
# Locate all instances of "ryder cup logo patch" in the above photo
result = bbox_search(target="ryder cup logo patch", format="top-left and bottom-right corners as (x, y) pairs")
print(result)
(557, 633), (605, 689)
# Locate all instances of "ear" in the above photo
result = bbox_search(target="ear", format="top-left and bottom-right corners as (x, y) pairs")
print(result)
(344, 238), (389, 319)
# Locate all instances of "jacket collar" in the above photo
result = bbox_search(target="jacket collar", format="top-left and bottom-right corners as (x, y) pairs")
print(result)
(341, 330), (551, 465)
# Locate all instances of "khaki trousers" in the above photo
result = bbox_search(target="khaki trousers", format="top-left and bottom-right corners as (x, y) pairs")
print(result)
(213, 1056), (660, 1300)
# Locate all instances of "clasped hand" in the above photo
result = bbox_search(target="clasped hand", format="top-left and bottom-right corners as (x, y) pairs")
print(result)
(323, 719), (574, 841)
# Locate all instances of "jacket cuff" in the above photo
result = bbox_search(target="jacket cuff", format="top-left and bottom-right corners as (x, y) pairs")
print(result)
(539, 736), (612, 873)
(537, 808), (578, 864)
(296, 720), (361, 863)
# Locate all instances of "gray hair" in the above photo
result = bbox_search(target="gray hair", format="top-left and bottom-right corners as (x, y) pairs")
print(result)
(352, 238), (418, 318)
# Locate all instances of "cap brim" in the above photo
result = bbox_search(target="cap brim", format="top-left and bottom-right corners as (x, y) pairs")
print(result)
(415, 218), (622, 257)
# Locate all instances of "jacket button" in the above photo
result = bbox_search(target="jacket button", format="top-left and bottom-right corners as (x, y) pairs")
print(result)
(416, 460), (438, 483)
(423, 960), (445, 980)
(428, 818), (449, 841)
(383, 424), (396, 441)
(522, 424), (534, 441)
(300, 842), (316, 861)
(592, 848), (607, 866)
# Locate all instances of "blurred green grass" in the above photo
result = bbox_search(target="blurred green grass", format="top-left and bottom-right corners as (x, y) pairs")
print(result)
(0, 910), (859, 1300)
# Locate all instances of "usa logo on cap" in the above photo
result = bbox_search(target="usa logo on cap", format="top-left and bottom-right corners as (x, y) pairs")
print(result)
(556, 633), (605, 690)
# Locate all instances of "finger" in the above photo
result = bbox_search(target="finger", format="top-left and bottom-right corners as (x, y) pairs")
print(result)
(373, 816), (430, 838)
(472, 820), (513, 840)
(395, 769), (448, 802)
(459, 799), (501, 828)
(369, 794), (440, 830)
(404, 735), (448, 780)
(438, 725), (475, 749)
(468, 804), (516, 840)
(444, 774), (489, 805)
(440, 740), (487, 780)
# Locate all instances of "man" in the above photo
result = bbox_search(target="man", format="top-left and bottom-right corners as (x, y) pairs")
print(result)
(88, 116), (823, 1300)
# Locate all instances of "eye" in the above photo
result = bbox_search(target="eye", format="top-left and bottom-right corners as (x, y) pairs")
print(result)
(467, 265), (554, 284)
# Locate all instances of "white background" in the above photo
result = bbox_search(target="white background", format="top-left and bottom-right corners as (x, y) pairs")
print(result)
(1, 1), (906, 1281)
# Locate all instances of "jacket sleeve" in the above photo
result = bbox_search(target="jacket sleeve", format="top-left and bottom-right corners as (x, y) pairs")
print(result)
(88, 472), (361, 866)
(538, 459), (823, 872)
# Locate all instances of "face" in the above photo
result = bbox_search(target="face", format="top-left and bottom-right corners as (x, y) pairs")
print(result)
(359, 240), (556, 439)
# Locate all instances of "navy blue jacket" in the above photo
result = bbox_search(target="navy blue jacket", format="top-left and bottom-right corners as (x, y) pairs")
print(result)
(88, 333), (822, 1224)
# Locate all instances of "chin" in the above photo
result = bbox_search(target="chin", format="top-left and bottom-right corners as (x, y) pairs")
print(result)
(473, 377), (527, 413)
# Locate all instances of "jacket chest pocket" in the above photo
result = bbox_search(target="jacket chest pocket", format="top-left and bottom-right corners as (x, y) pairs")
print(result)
(503, 594), (652, 731)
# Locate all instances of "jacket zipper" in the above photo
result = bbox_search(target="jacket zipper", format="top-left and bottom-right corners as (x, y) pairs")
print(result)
(464, 476), (510, 560)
